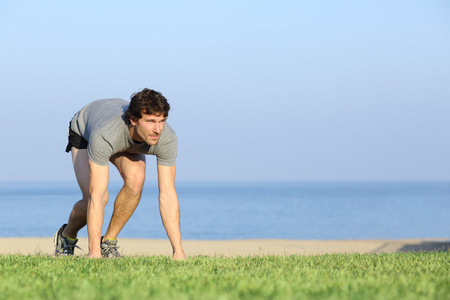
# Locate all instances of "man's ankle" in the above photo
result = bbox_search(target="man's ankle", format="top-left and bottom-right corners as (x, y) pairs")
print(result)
(102, 236), (117, 243)
(62, 227), (77, 240)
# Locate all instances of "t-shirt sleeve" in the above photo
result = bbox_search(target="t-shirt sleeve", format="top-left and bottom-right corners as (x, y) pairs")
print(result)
(155, 137), (178, 166)
(87, 132), (113, 166)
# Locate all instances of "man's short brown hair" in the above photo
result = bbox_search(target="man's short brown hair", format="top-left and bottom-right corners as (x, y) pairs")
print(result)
(124, 88), (171, 124)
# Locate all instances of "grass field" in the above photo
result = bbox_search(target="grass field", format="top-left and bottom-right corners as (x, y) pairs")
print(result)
(0, 252), (449, 300)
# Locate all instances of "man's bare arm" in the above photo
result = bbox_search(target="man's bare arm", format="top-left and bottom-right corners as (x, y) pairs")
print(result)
(157, 164), (186, 260)
(87, 160), (109, 258)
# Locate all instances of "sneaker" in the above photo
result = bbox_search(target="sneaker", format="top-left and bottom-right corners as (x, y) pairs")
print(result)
(53, 224), (80, 256)
(101, 237), (122, 258)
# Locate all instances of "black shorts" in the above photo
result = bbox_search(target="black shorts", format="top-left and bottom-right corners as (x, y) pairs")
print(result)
(65, 129), (88, 152)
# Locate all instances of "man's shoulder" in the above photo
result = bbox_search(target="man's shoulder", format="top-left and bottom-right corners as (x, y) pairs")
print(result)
(161, 123), (176, 140)
(94, 116), (128, 137)
(154, 123), (177, 148)
(147, 123), (177, 152)
(150, 122), (178, 166)
(88, 116), (130, 165)
(84, 99), (128, 129)
(87, 100), (130, 146)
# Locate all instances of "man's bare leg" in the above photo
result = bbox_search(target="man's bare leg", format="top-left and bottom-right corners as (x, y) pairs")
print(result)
(103, 152), (146, 240)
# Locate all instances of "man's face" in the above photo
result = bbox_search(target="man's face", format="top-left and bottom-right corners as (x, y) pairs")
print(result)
(130, 113), (167, 146)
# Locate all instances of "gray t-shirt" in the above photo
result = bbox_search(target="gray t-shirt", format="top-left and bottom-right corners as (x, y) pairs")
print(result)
(69, 98), (177, 166)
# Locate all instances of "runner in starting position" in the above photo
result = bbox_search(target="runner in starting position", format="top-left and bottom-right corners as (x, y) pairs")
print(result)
(53, 88), (186, 259)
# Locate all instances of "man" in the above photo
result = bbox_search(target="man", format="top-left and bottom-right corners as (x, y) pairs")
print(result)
(53, 88), (186, 259)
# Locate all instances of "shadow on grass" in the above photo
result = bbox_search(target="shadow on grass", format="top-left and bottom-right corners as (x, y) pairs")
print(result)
(397, 241), (450, 253)
(370, 240), (450, 254)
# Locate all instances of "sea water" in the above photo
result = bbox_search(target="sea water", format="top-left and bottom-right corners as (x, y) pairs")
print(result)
(0, 181), (449, 240)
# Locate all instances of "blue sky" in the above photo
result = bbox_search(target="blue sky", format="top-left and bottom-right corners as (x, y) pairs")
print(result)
(0, 0), (449, 182)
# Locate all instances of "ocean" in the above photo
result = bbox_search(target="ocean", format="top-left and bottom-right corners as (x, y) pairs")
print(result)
(0, 181), (449, 240)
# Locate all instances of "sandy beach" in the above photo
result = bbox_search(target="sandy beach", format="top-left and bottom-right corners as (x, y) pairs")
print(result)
(0, 238), (449, 257)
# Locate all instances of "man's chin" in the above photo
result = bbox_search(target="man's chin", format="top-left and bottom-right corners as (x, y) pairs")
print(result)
(146, 139), (159, 145)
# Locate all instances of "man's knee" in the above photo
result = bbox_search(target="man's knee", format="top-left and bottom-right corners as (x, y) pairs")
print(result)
(124, 172), (145, 196)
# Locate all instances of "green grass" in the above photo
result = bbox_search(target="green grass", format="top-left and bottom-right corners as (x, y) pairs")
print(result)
(0, 252), (449, 300)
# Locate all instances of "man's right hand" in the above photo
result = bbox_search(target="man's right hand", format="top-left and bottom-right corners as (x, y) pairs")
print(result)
(173, 250), (186, 260)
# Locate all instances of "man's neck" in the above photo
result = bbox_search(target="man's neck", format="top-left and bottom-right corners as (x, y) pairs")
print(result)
(128, 125), (143, 143)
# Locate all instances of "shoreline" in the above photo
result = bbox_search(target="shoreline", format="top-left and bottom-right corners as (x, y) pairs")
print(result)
(1, 238), (449, 257)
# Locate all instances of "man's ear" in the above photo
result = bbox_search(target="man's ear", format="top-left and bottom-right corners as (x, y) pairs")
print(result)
(130, 117), (137, 126)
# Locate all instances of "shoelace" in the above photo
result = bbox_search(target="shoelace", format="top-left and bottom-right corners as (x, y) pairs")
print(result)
(101, 243), (121, 257)
(59, 243), (83, 255)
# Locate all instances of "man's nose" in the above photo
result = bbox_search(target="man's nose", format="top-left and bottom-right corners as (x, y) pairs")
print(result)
(154, 122), (162, 133)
